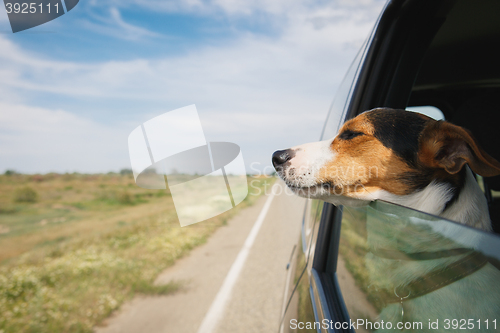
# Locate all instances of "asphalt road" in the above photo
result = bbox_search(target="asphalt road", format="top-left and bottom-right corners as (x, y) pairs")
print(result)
(95, 182), (304, 333)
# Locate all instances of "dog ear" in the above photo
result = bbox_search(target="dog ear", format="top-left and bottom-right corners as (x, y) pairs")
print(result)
(419, 121), (500, 177)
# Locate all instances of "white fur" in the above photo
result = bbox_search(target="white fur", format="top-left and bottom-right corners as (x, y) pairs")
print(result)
(276, 126), (498, 330)
(441, 169), (491, 230)
(277, 139), (335, 192)
(362, 182), (453, 216)
(282, 149), (491, 230)
(278, 137), (492, 230)
(361, 168), (491, 230)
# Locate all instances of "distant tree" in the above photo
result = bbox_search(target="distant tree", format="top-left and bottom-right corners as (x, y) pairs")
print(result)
(4, 170), (17, 176)
(31, 174), (44, 182)
(117, 191), (133, 205)
(120, 168), (133, 175)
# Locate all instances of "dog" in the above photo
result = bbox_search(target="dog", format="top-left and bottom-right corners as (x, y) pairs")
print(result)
(273, 108), (500, 331)
(272, 107), (500, 231)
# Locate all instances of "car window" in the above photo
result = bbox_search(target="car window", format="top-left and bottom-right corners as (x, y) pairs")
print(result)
(302, 199), (322, 254)
(329, 200), (500, 332)
(321, 38), (370, 141)
(405, 106), (445, 120)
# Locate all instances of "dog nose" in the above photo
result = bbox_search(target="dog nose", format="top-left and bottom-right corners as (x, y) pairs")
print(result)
(272, 149), (292, 167)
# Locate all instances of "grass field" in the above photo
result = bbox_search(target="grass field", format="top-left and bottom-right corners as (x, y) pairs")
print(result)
(0, 172), (274, 333)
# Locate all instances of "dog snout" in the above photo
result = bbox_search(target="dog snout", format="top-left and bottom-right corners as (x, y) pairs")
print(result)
(272, 149), (292, 168)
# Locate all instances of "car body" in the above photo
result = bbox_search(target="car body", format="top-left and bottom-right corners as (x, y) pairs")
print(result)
(278, 0), (500, 332)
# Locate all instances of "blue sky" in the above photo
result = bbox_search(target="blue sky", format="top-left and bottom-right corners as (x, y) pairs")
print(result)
(0, 0), (386, 174)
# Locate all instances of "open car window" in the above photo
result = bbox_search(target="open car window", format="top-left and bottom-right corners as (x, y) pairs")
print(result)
(405, 106), (445, 120)
(330, 200), (500, 332)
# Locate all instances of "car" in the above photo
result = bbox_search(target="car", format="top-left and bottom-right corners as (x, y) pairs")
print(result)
(278, 0), (500, 332)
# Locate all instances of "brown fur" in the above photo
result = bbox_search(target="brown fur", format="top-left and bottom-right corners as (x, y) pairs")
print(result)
(316, 110), (500, 199)
(419, 121), (500, 176)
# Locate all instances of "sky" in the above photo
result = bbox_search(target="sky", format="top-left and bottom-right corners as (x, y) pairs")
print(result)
(0, 0), (387, 174)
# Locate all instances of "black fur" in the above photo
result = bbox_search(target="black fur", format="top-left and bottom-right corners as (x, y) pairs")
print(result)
(366, 108), (466, 211)
(442, 168), (467, 212)
(365, 108), (428, 168)
(339, 129), (364, 140)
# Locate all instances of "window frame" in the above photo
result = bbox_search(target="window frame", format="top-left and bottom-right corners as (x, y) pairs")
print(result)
(304, 0), (500, 331)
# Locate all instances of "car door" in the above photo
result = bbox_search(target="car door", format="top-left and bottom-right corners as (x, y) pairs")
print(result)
(280, 0), (500, 331)
(317, 200), (500, 333)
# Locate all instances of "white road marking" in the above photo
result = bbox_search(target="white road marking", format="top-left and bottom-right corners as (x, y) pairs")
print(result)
(196, 185), (277, 333)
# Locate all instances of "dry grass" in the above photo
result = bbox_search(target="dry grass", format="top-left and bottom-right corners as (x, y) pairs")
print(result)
(0, 173), (274, 333)
(338, 207), (383, 311)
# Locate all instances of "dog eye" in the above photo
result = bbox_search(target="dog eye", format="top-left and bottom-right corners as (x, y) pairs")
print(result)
(339, 130), (364, 140)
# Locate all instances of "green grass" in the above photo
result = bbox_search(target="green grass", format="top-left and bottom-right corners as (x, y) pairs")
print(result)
(338, 207), (385, 312)
(0, 173), (275, 333)
(13, 187), (38, 203)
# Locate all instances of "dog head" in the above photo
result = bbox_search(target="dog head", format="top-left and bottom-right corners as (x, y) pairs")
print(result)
(272, 108), (500, 206)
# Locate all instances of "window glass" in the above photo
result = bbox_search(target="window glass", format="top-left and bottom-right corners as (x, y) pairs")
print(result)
(302, 199), (322, 254)
(406, 106), (445, 120)
(332, 200), (500, 332)
(321, 38), (370, 141)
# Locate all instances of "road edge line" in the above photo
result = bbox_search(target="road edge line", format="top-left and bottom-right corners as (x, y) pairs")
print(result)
(196, 185), (277, 333)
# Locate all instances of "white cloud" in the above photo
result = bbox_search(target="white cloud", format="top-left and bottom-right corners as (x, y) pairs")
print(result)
(0, 7), (374, 99)
(0, 102), (131, 173)
(0, 0), (386, 173)
(80, 7), (162, 41)
(91, 0), (385, 18)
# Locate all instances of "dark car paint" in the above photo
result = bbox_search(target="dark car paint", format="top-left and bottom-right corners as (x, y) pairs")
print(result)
(278, 0), (500, 332)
